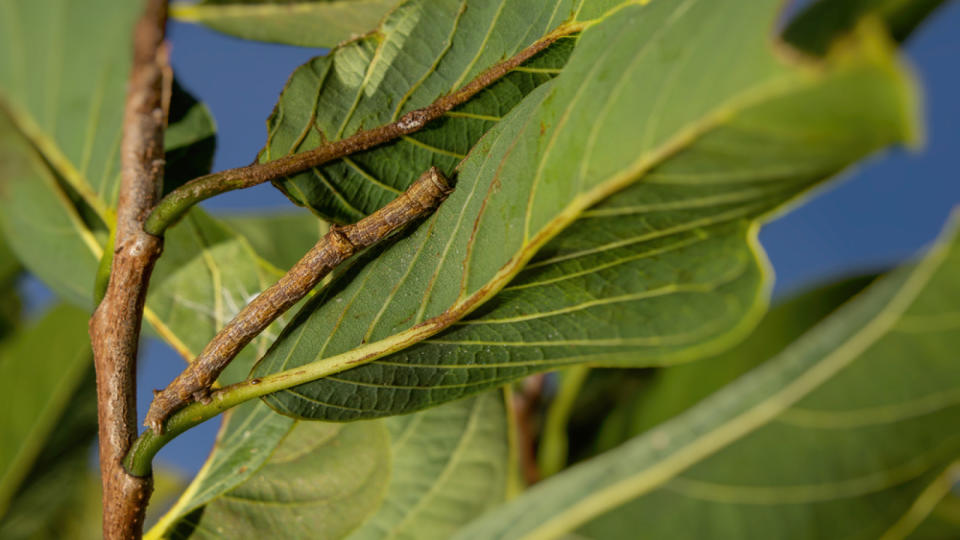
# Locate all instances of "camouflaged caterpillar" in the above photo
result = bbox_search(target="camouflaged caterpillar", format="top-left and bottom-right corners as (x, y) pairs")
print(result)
(144, 167), (452, 434)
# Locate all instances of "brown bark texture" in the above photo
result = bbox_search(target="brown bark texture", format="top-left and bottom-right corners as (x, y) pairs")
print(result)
(88, 0), (168, 537)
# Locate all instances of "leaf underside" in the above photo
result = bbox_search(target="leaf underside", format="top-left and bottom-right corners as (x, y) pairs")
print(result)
(251, 0), (917, 421)
(454, 212), (960, 539)
(155, 392), (508, 539)
(173, 0), (400, 48)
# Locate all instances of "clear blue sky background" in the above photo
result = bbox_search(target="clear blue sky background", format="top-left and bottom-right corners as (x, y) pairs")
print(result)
(117, 2), (960, 474)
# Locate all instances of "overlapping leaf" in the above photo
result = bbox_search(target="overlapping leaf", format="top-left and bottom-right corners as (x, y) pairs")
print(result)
(592, 274), (878, 453)
(454, 210), (960, 539)
(0, 372), (100, 540)
(151, 392), (507, 539)
(171, 0), (399, 48)
(0, 0), (330, 505)
(0, 0), (321, 368)
(264, 0), (578, 223)
(0, 305), (91, 516)
(164, 420), (390, 539)
(346, 391), (509, 540)
(221, 211), (327, 271)
(251, 1), (917, 420)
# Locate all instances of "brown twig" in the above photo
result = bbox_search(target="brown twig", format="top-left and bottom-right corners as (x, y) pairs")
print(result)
(512, 374), (547, 485)
(144, 167), (452, 434)
(142, 25), (579, 236)
(88, 0), (168, 537)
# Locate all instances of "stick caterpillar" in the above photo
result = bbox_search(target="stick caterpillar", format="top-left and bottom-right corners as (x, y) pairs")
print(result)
(144, 167), (452, 434)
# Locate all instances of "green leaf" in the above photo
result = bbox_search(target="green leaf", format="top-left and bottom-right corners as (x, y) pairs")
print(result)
(171, 0), (400, 48)
(251, 4), (917, 420)
(151, 389), (508, 539)
(265, 0), (576, 223)
(146, 400), (297, 537)
(145, 209), (292, 377)
(220, 211), (326, 271)
(0, 304), (92, 516)
(162, 419), (391, 539)
(452, 210), (960, 540)
(0, 0), (300, 375)
(347, 391), (509, 540)
(0, 107), (105, 306)
(0, 0), (315, 501)
(784, 0), (948, 56)
(592, 274), (878, 453)
(164, 80), (217, 197)
(0, 0), (136, 218)
(0, 372), (99, 540)
(907, 492), (960, 540)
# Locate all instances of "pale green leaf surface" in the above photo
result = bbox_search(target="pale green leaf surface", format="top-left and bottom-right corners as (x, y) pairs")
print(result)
(265, 0), (577, 223)
(0, 305), (91, 516)
(147, 401), (296, 538)
(0, 109), (104, 306)
(252, 2), (916, 420)
(347, 391), (509, 540)
(165, 420), (390, 539)
(146, 209), (286, 375)
(453, 212), (960, 540)
(153, 388), (508, 539)
(0, 373), (100, 540)
(592, 274), (878, 453)
(0, 0), (300, 367)
(0, 0), (309, 502)
(221, 211), (326, 271)
(173, 0), (399, 48)
(0, 0), (136, 211)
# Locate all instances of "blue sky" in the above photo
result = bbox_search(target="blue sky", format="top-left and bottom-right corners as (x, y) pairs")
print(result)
(133, 2), (960, 474)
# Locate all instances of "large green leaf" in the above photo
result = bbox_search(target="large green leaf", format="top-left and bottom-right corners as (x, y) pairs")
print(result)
(453, 211), (960, 540)
(162, 418), (391, 539)
(251, 2), (917, 420)
(145, 209), (292, 376)
(0, 0), (303, 370)
(592, 274), (878, 453)
(265, 0), (577, 223)
(146, 400), (297, 538)
(0, 0), (326, 504)
(346, 391), (509, 540)
(0, 0), (135, 217)
(220, 211), (326, 271)
(171, 0), (399, 48)
(0, 372), (99, 540)
(0, 305), (92, 516)
(151, 389), (508, 539)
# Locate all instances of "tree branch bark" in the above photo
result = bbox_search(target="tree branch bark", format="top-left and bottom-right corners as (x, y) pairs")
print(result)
(88, 0), (168, 537)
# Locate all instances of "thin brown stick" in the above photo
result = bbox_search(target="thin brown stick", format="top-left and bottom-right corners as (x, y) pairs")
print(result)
(144, 167), (451, 434)
(88, 0), (168, 537)
(512, 374), (547, 486)
(142, 25), (579, 236)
